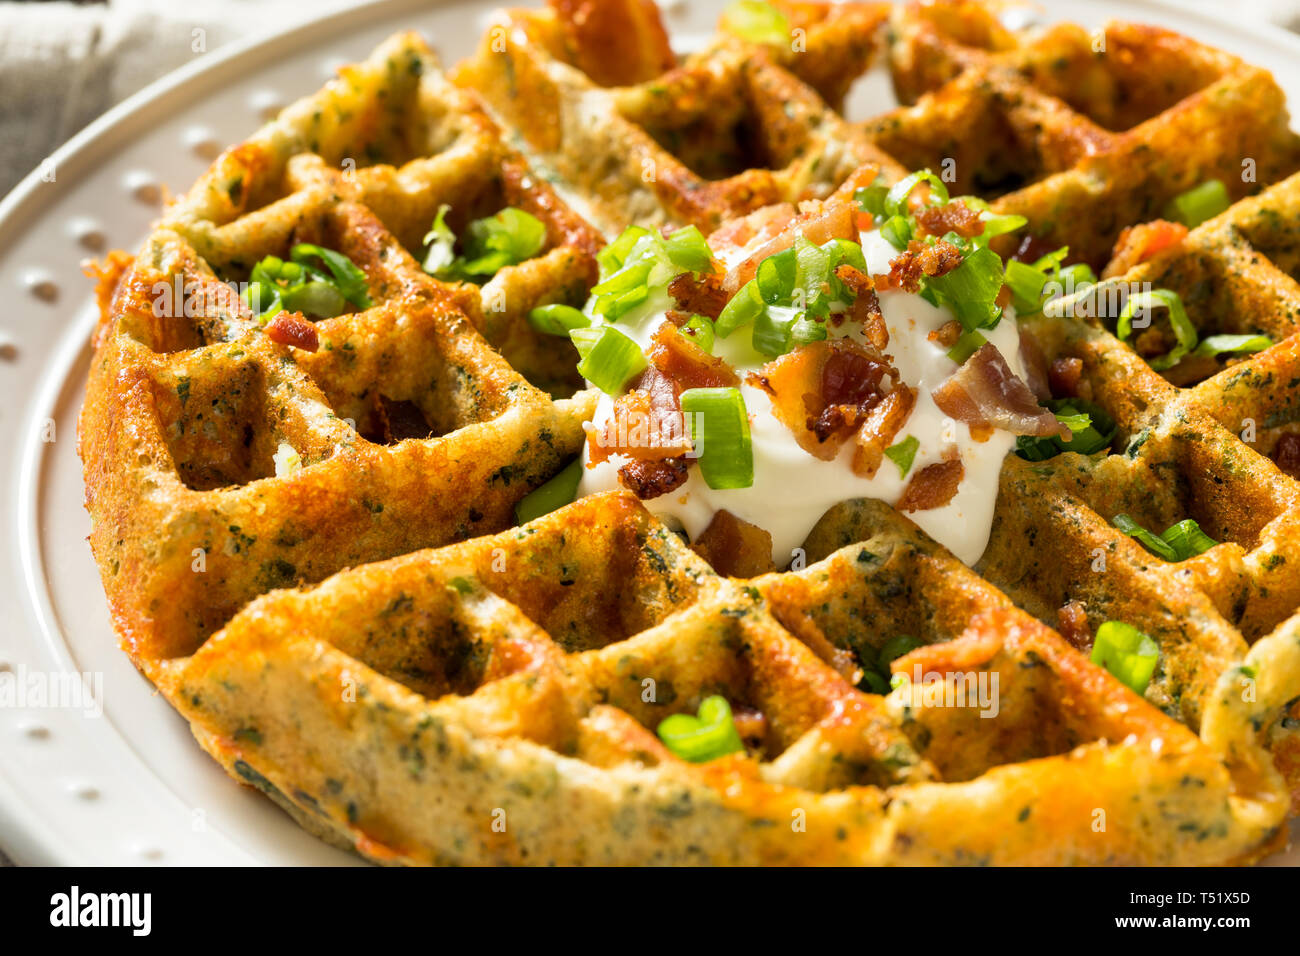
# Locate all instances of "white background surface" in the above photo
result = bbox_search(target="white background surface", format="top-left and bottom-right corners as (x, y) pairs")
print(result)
(1, 0), (1298, 866)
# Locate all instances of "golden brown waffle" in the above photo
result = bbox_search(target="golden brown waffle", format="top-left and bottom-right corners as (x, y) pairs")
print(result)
(79, 0), (1300, 864)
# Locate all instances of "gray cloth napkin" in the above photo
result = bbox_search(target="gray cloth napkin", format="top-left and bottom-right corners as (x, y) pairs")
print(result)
(2, 0), (1299, 867)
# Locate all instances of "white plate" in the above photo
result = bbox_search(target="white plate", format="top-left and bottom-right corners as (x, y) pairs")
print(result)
(1, 0), (1297, 866)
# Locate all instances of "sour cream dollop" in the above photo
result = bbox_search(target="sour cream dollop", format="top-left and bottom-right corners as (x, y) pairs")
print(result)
(576, 228), (1027, 567)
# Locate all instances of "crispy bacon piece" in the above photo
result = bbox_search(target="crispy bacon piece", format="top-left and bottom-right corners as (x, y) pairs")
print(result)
(916, 201), (984, 239)
(590, 322), (738, 481)
(668, 272), (729, 319)
(834, 264), (888, 350)
(1057, 600), (1093, 652)
(1049, 357), (1084, 398)
(587, 387), (691, 465)
(1103, 219), (1188, 279)
(1272, 433), (1300, 479)
(716, 197), (856, 292)
(931, 344), (1069, 438)
(896, 459), (964, 512)
(853, 385), (916, 478)
(618, 455), (690, 499)
(929, 320), (963, 348)
(549, 0), (675, 87)
(885, 244), (924, 292)
(264, 311), (320, 352)
(646, 321), (738, 389)
(730, 705), (769, 749)
(690, 509), (776, 577)
(748, 338), (909, 473)
(708, 203), (795, 258)
(918, 239), (963, 278)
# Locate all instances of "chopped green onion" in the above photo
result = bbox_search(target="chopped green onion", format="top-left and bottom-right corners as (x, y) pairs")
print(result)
(1113, 514), (1217, 561)
(1015, 398), (1116, 461)
(528, 303), (590, 336)
(880, 214), (913, 250)
(715, 279), (764, 337)
(281, 279), (347, 318)
(756, 246), (797, 304)
(1112, 514), (1179, 562)
(979, 213), (1028, 240)
(591, 260), (653, 320)
(1160, 519), (1218, 559)
(1005, 259), (1050, 315)
(1164, 179), (1230, 228)
(1116, 289), (1195, 371)
(855, 182), (890, 218)
(422, 204), (457, 275)
(824, 237), (868, 275)
(790, 314), (827, 346)
(1192, 333), (1272, 359)
(680, 314), (716, 353)
(946, 329), (987, 364)
(656, 695), (745, 762)
(884, 435), (919, 479)
(885, 169), (949, 216)
(662, 225), (713, 273)
(597, 225), (651, 278)
(452, 207), (547, 278)
(718, 0), (790, 45)
(880, 634), (922, 667)
(515, 458), (583, 524)
(680, 387), (753, 489)
(858, 670), (890, 694)
(752, 304), (799, 357)
(570, 325), (647, 394)
(926, 245), (1004, 331)
(1059, 263), (1097, 289)
(1091, 621), (1159, 695)
(290, 243), (372, 309)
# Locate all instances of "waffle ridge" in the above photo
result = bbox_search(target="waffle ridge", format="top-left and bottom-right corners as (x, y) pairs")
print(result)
(79, 0), (1300, 864)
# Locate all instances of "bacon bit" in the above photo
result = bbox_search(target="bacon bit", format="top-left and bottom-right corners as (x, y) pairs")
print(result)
(995, 284), (1012, 309)
(587, 388), (691, 465)
(264, 312), (320, 352)
(929, 320), (963, 348)
(885, 238), (961, 292)
(1272, 433), (1300, 479)
(916, 201), (984, 239)
(932, 344), (1068, 438)
(690, 509), (776, 577)
(1057, 600), (1093, 652)
(646, 321), (738, 389)
(886, 246), (924, 293)
(730, 705), (769, 748)
(708, 203), (795, 257)
(1049, 357), (1085, 398)
(1017, 326), (1051, 401)
(918, 239), (963, 277)
(968, 423), (995, 443)
(667, 272), (729, 319)
(618, 456), (690, 499)
(896, 459), (964, 512)
(852, 386), (916, 478)
(834, 264), (888, 350)
(717, 197), (856, 292)
(1103, 219), (1188, 279)
(750, 339), (896, 460)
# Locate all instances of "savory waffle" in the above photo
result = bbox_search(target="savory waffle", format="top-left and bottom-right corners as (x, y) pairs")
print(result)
(79, 0), (1300, 864)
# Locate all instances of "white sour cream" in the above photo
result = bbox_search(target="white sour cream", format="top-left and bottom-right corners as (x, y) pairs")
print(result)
(576, 228), (1027, 567)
